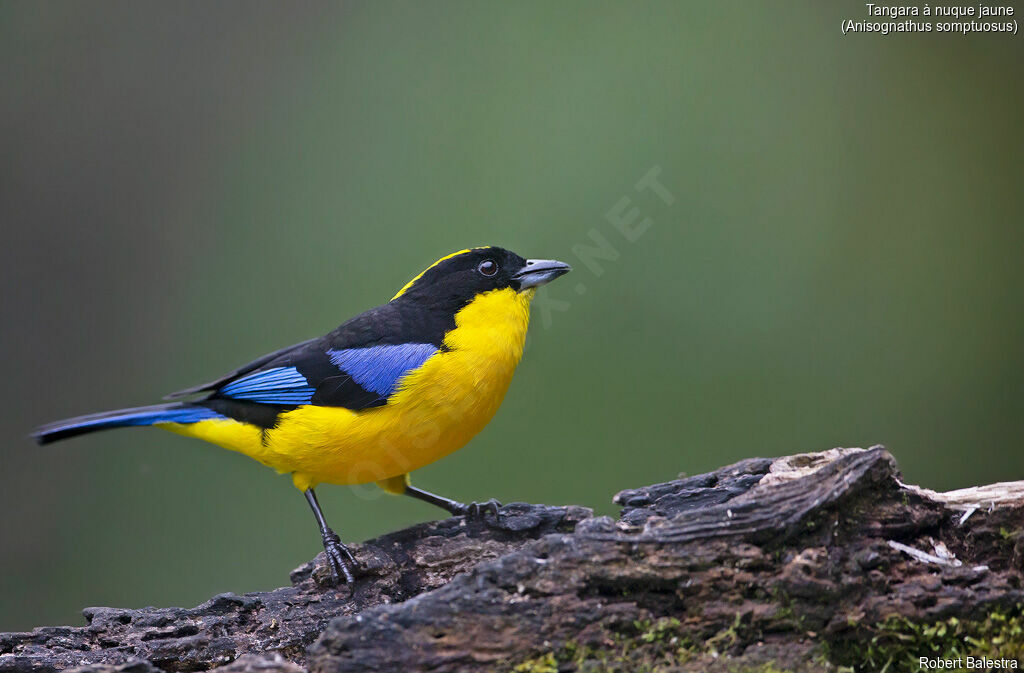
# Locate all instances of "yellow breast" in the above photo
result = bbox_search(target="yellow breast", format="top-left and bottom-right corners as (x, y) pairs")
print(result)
(170, 288), (535, 489)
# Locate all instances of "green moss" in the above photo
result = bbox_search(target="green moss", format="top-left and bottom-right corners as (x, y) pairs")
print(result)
(635, 617), (682, 643)
(505, 641), (802, 673)
(735, 665), (798, 673)
(506, 605), (1024, 672)
(500, 617), (693, 672)
(705, 613), (745, 656)
(511, 652), (558, 673)
(500, 615), (806, 672)
(825, 605), (1024, 672)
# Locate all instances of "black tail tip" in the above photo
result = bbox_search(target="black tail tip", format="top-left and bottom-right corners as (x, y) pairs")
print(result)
(30, 424), (82, 445)
(31, 429), (57, 445)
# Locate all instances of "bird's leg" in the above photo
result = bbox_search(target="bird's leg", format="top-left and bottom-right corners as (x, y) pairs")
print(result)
(303, 488), (356, 584)
(403, 484), (501, 522)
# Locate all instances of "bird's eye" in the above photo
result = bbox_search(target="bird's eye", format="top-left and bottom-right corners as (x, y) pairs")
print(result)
(477, 259), (498, 277)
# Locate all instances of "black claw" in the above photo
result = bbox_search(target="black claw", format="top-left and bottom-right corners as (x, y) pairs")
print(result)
(456, 498), (502, 523)
(322, 529), (357, 584)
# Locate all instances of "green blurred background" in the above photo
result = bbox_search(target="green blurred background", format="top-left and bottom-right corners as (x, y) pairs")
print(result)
(2, 1), (1022, 630)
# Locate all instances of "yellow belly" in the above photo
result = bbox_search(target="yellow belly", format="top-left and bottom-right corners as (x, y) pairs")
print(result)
(162, 288), (534, 490)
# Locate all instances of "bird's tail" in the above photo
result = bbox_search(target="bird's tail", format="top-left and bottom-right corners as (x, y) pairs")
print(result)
(33, 403), (221, 445)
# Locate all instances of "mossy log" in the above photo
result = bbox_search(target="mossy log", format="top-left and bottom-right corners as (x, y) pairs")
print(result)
(2, 447), (1023, 673)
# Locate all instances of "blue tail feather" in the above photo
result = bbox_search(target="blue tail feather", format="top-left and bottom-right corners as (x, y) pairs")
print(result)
(33, 403), (223, 445)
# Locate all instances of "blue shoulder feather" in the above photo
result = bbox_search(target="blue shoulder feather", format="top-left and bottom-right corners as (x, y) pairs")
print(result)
(326, 343), (437, 398)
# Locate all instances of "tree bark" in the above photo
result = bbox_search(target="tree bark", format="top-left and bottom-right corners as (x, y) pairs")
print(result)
(2, 447), (1022, 673)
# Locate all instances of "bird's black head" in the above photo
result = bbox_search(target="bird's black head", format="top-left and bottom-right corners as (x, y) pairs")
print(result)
(391, 247), (571, 311)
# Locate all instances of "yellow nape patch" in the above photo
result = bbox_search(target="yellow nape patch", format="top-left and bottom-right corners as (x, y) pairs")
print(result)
(390, 248), (484, 300)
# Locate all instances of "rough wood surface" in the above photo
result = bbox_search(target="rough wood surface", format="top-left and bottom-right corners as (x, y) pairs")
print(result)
(3, 447), (1023, 673)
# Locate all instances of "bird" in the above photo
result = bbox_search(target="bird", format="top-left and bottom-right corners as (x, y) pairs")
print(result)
(33, 247), (571, 584)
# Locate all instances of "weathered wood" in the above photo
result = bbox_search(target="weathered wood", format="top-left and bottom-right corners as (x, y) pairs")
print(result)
(0, 504), (588, 673)
(3, 447), (1023, 673)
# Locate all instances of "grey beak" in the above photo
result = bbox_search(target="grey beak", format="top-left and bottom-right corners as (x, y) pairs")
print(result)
(513, 259), (572, 290)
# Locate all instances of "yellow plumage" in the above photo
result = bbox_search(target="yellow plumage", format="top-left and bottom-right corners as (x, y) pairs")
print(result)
(163, 287), (535, 491)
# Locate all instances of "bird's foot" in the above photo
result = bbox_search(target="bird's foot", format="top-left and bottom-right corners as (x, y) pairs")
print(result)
(321, 528), (357, 585)
(451, 498), (502, 523)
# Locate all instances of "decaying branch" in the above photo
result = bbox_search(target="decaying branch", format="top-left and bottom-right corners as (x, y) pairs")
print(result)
(3, 447), (1023, 673)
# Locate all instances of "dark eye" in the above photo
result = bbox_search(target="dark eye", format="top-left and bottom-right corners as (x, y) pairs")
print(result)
(477, 259), (498, 277)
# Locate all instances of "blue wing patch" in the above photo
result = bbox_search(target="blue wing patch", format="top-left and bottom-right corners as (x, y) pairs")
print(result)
(327, 343), (437, 398)
(217, 345), (437, 406)
(219, 366), (316, 405)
